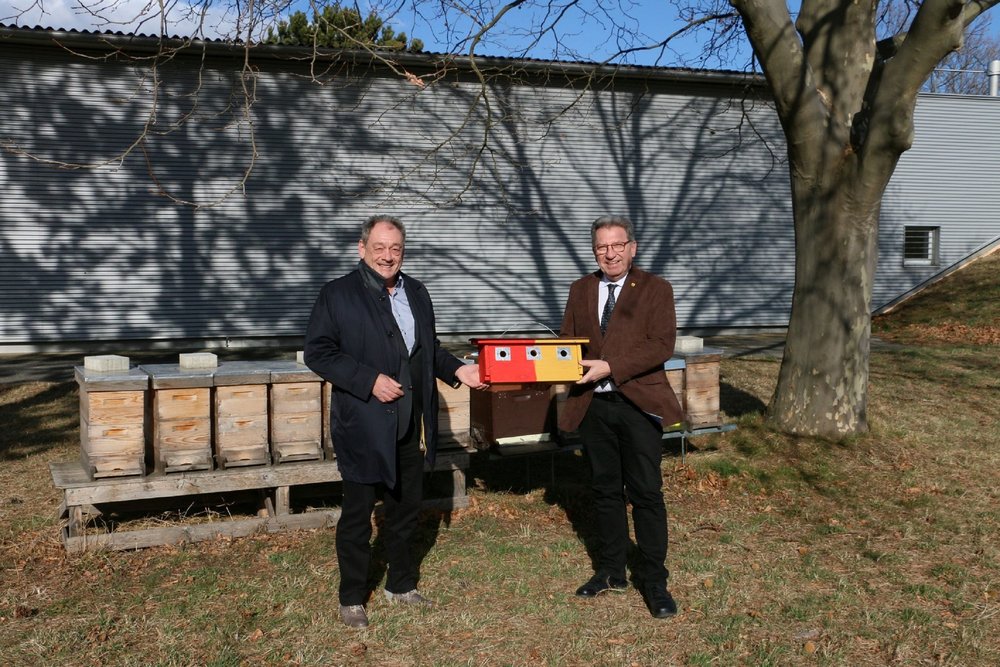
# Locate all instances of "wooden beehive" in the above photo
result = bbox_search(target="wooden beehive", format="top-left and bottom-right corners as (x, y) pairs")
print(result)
(437, 378), (471, 449)
(677, 348), (722, 427)
(270, 361), (324, 464)
(213, 361), (271, 469)
(141, 363), (215, 474)
(664, 357), (686, 415)
(322, 381), (334, 459)
(470, 383), (555, 449)
(75, 363), (149, 479)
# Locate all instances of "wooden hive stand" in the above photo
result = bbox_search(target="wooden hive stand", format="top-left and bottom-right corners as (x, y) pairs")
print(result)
(51, 448), (471, 553)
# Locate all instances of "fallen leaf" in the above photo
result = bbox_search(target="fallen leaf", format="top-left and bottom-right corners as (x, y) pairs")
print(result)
(247, 628), (264, 642)
(13, 605), (37, 619)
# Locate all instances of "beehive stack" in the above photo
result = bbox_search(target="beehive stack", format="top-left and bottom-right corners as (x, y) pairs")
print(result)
(677, 348), (722, 428)
(663, 357), (686, 416)
(213, 361), (271, 468)
(436, 379), (471, 449)
(322, 381), (334, 459)
(269, 359), (324, 464)
(75, 356), (148, 479)
(141, 355), (216, 474)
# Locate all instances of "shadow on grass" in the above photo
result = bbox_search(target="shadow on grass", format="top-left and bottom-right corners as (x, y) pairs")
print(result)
(467, 442), (690, 584)
(720, 380), (767, 418)
(0, 380), (78, 460)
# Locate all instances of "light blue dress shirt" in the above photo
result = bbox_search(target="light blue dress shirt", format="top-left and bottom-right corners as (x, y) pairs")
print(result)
(388, 275), (416, 354)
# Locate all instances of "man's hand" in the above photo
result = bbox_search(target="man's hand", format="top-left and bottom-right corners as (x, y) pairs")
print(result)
(577, 359), (612, 384)
(372, 373), (405, 403)
(455, 363), (488, 390)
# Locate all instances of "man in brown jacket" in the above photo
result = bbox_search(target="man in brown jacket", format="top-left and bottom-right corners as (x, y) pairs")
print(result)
(559, 215), (683, 618)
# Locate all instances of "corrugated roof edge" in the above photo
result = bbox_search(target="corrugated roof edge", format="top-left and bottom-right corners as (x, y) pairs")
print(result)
(0, 22), (764, 86)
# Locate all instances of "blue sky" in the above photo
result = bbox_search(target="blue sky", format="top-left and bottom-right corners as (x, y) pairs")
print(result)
(2, 0), (998, 71)
(0, 0), (753, 67)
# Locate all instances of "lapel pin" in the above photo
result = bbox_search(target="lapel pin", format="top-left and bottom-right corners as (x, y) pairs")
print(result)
(630, 282), (636, 287)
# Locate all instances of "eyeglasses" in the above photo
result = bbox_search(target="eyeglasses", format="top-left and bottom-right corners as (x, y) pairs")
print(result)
(593, 241), (632, 255)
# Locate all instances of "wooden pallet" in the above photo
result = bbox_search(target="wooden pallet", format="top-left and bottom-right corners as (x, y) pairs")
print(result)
(51, 447), (471, 554)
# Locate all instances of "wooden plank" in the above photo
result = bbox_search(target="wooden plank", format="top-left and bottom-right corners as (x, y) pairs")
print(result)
(62, 511), (341, 553)
(52, 461), (343, 505)
(52, 450), (468, 506)
(61, 493), (470, 553)
(275, 486), (290, 515)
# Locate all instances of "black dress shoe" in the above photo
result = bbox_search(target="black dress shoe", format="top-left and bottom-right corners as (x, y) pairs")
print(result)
(575, 573), (628, 597)
(642, 584), (678, 618)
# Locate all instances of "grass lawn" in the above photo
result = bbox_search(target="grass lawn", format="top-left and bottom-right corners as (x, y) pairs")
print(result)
(1, 255), (998, 666)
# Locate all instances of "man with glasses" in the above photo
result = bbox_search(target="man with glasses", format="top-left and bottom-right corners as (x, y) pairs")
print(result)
(559, 215), (683, 618)
(305, 215), (485, 629)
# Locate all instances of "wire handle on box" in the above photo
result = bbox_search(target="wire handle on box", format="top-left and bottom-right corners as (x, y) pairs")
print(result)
(496, 321), (558, 337)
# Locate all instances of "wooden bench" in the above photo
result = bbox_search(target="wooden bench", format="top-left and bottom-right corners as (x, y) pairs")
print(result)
(51, 447), (471, 554)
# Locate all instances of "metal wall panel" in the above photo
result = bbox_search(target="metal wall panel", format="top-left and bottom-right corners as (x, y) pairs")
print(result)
(875, 94), (1000, 309)
(1, 35), (997, 346)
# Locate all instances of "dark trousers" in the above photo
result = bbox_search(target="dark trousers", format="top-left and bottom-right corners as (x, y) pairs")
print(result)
(579, 393), (669, 586)
(336, 419), (424, 606)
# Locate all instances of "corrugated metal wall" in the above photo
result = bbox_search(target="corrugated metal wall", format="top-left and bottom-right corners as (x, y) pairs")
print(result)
(876, 93), (1000, 309)
(0, 37), (997, 346)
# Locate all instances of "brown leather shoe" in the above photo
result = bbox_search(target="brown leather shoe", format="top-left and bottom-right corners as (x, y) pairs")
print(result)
(339, 604), (369, 628)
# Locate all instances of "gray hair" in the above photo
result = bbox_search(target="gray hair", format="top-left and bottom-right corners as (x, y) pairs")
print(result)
(361, 215), (406, 244)
(591, 215), (635, 246)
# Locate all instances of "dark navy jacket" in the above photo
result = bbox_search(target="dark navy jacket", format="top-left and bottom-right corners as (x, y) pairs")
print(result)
(304, 262), (463, 486)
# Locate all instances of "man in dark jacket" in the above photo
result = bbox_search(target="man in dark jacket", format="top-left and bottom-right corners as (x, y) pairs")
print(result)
(305, 215), (484, 629)
(559, 215), (683, 619)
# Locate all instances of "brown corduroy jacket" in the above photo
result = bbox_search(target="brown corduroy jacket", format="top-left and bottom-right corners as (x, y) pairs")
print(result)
(558, 265), (683, 433)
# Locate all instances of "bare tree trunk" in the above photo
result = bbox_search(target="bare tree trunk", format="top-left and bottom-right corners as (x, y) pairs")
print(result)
(769, 166), (882, 438)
